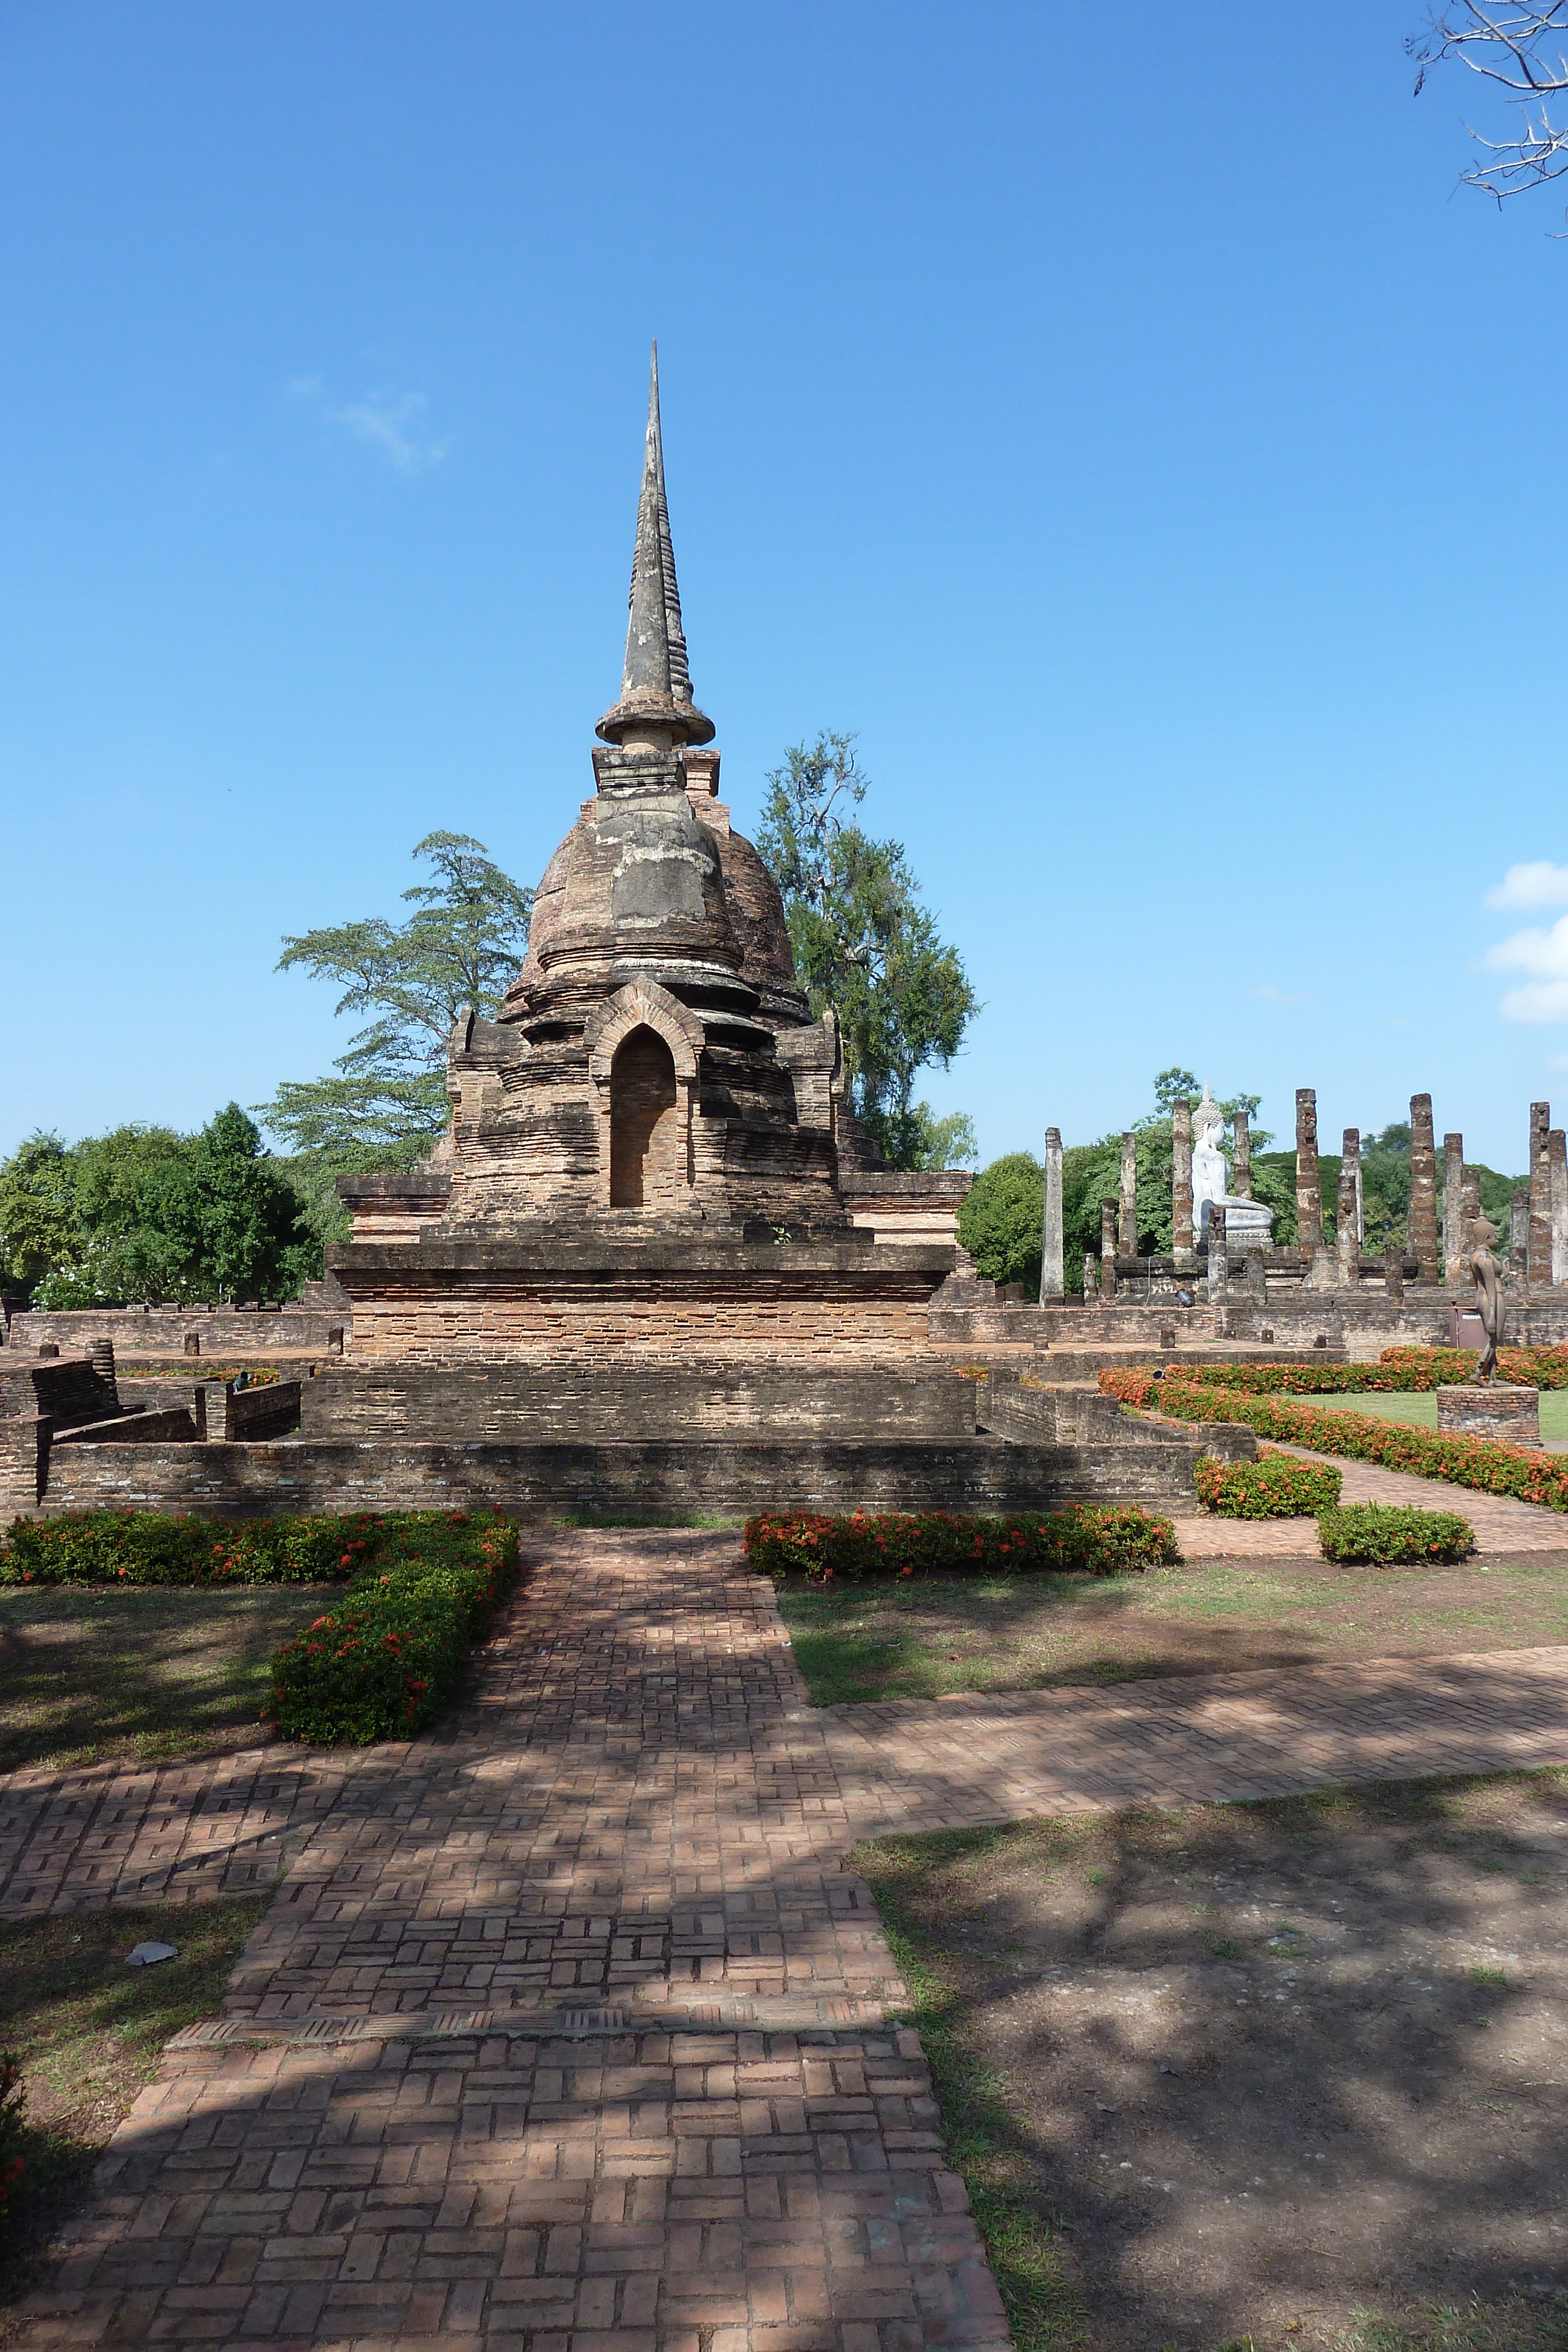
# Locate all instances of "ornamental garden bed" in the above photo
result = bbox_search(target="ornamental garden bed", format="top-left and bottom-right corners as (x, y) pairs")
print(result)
(1100, 1370), (1568, 1511)
(0, 1510), (519, 1751)
(853, 1770), (1568, 2352)
(743, 1507), (1179, 1582)
(770, 1552), (1568, 1705)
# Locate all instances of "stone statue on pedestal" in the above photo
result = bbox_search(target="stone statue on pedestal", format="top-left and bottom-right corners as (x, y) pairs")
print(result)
(1470, 1210), (1505, 1382)
(1191, 1085), (1275, 1251)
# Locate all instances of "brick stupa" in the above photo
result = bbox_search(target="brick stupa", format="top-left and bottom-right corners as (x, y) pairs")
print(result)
(316, 351), (961, 1439)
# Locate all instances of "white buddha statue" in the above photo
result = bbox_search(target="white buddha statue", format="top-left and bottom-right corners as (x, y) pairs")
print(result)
(1191, 1084), (1275, 1250)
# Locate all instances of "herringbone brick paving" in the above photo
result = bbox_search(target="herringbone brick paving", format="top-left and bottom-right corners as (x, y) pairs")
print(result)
(16, 1525), (1568, 2352)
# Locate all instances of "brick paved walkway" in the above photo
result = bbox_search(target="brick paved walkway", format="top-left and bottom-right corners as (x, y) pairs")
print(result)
(819, 1642), (1568, 1838)
(14, 1534), (1007, 2352)
(18, 1529), (1568, 2352)
(0, 1750), (359, 1919)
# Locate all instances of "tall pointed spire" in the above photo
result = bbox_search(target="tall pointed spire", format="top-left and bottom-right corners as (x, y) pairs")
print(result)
(597, 344), (715, 749)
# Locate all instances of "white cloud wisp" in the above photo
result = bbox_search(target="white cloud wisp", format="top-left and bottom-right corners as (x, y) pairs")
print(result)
(287, 377), (447, 475)
(1485, 913), (1568, 1024)
(1485, 861), (1568, 910)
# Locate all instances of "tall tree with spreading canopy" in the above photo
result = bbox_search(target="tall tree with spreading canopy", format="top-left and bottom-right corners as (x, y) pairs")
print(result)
(262, 831), (533, 1157)
(756, 734), (978, 1170)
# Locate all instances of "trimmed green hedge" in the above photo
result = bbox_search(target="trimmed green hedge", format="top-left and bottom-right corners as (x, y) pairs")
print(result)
(1, 1509), (520, 1744)
(744, 1506), (1178, 1583)
(2, 1510), (384, 1585)
(1102, 1348), (1568, 1407)
(1107, 1378), (1568, 1514)
(1317, 1504), (1475, 1563)
(266, 1514), (517, 1743)
(1193, 1452), (1342, 1518)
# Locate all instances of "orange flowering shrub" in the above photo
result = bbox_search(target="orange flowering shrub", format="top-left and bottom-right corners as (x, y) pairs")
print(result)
(1193, 1452), (1342, 1517)
(2, 1510), (383, 1585)
(743, 1505), (1178, 1583)
(265, 1511), (517, 1744)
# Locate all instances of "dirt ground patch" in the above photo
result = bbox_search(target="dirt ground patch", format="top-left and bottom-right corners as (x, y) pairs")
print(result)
(852, 1773), (1568, 2352)
(774, 1559), (1568, 1704)
(0, 1895), (270, 2324)
(0, 1585), (337, 1772)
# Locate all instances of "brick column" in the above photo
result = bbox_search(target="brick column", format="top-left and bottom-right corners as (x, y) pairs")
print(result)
(1461, 1167), (1482, 1259)
(1295, 1089), (1322, 1261)
(1552, 1129), (1568, 1285)
(1530, 1103), (1553, 1288)
(201, 1382), (235, 1442)
(1118, 1132), (1138, 1257)
(1384, 1247), (1403, 1302)
(1232, 1108), (1252, 1199)
(1510, 1187), (1530, 1274)
(1039, 1127), (1064, 1301)
(0, 1414), (47, 1514)
(1409, 1094), (1440, 1284)
(1442, 1133), (1465, 1286)
(1207, 1204), (1229, 1301)
(1338, 1131), (1360, 1289)
(1172, 1098), (1195, 1271)
(1099, 1198), (1118, 1298)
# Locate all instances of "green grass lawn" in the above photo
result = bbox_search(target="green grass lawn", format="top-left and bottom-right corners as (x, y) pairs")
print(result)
(0, 1585), (339, 1773)
(1306, 1389), (1568, 1446)
(0, 1896), (269, 2307)
(851, 1773), (1568, 2352)
(773, 1555), (1568, 1705)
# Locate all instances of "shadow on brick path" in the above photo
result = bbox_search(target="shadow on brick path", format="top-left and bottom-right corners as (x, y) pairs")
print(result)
(10, 1533), (1009, 2352)
(14, 1529), (1568, 2350)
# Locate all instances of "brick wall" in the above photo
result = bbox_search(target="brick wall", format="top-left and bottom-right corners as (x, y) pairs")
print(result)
(34, 1432), (1207, 1519)
(299, 1363), (978, 1443)
(344, 1277), (944, 1365)
(975, 1369), (1258, 1461)
(0, 1357), (119, 1426)
(7, 1305), (344, 1356)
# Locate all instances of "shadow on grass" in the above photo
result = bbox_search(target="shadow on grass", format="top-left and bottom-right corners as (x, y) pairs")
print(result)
(0, 1894), (272, 2307)
(775, 1571), (1340, 1705)
(0, 1588), (339, 1775)
(853, 1779), (1568, 2352)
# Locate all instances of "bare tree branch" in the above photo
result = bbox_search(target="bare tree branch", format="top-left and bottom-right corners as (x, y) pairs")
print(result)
(1411, 3), (1568, 201)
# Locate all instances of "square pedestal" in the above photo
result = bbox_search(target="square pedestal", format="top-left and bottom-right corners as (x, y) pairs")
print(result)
(1436, 1384), (1541, 1445)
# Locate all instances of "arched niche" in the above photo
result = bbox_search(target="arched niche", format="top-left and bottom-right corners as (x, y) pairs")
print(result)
(609, 1025), (682, 1207)
(585, 978), (703, 1211)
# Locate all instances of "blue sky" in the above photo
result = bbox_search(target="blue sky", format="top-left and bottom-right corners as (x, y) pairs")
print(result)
(4, 1), (1567, 1174)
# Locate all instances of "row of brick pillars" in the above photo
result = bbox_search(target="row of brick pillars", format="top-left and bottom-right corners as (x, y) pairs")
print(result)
(1042, 1088), (1568, 1305)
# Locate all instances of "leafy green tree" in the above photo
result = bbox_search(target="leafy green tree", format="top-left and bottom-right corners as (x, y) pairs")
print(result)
(957, 1152), (1044, 1292)
(757, 734), (978, 1170)
(890, 1107), (978, 1171)
(2, 1111), (315, 1307)
(66, 1125), (195, 1303)
(259, 832), (533, 1158)
(0, 1134), (79, 1294)
(164, 1105), (315, 1299)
